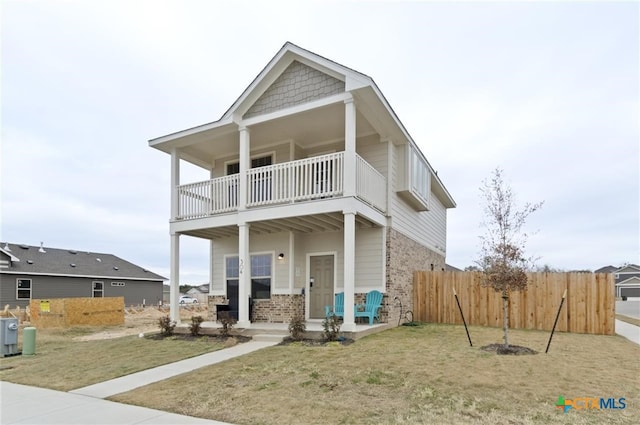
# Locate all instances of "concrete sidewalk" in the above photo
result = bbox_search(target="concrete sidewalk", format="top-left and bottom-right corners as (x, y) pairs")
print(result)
(615, 319), (640, 345)
(1, 381), (231, 425)
(2, 338), (281, 424)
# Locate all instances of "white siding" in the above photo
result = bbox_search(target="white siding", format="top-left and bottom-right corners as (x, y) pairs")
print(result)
(390, 144), (447, 254)
(355, 227), (385, 291)
(211, 232), (290, 295)
(356, 135), (388, 178)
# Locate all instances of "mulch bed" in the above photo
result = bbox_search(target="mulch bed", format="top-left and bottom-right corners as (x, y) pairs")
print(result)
(481, 343), (538, 355)
(278, 336), (355, 346)
(146, 333), (252, 343)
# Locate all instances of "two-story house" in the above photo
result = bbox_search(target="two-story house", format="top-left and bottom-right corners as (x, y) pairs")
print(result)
(149, 43), (455, 331)
(597, 264), (640, 299)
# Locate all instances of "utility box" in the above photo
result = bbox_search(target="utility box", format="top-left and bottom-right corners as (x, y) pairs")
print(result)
(1, 318), (20, 357)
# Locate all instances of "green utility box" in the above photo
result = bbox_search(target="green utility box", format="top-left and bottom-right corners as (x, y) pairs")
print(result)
(22, 327), (36, 356)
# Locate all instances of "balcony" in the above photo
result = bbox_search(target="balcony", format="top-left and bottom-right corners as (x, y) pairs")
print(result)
(176, 152), (386, 221)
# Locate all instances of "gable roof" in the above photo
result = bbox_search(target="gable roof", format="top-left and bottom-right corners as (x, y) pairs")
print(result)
(149, 42), (456, 208)
(616, 276), (640, 286)
(594, 265), (617, 273)
(0, 243), (166, 281)
(616, 264), (640, 274)
(594, 264), (640, 274)
(0, 246), (20, 263)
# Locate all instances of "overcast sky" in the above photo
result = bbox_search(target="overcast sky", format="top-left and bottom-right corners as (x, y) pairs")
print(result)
(2, 0), (638, 283)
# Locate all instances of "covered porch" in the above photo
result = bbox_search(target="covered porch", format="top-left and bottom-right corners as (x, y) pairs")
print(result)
(175, 319), (393, 341)
(169, 204), (387, 332)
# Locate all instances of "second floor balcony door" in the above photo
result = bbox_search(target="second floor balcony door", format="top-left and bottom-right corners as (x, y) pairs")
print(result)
(227, 155), (273, 205)
(250, 155), (272, 204)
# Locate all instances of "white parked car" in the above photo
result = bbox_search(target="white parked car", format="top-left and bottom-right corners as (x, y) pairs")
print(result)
(179, 295), (198, 304)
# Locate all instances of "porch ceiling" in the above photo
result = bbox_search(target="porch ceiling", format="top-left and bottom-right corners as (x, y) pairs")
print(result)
(179, 104), (376, 166)
(181, 212), (379, 240)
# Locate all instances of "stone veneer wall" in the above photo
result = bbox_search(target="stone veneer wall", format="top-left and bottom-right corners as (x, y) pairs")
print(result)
(207, 295), (228, 321)
(252, 294), (305, 323)
(244, 61), (344, 119)
(385, 228), (445, 326)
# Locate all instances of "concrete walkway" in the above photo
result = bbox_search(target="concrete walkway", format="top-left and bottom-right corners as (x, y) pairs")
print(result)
(2, 338), (281, 424)
(71, 340), (278, 398)
(615, 319), (640, 345)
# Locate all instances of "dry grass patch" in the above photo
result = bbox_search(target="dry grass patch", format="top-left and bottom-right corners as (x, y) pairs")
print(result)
(616, 314), (640, 327)
(112, 324), (639, 424)
(0, 325), (224, 391)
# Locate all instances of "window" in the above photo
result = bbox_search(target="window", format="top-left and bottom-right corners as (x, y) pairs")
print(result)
(93, 281), (104, 297)
(397, 145), (431, 211)
(411, 149), (430, 204)
(17, 279), (31, 300)
(111, 282), (125, 287)
(226, 253), (272, 300)
(227, 155), (274, 204)
(251, 254), (272, 299)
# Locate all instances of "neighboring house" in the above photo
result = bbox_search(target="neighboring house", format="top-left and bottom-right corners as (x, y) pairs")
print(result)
(596, 264), (640, 298)
(186, 284), (210, 303)
(0, 242), (166, 308)
(445, 264), (462, 272)
(149, 42), (456, 330)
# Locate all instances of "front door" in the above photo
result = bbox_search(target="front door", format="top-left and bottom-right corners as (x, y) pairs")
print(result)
(309, 255), (334, 318)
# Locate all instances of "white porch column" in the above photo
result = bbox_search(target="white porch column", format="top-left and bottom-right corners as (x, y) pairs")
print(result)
(169, 233), (180, 323)
(344, 97), (356, 197)
(342, 211), (356, 331)
(239, 126), (250, 210)
(170, 148), (180, 219)
(237, 222), (251, 328)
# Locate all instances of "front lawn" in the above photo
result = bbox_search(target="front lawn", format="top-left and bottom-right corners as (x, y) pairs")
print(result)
(0, 326), (225, 391)
(111, 324), (640, 424)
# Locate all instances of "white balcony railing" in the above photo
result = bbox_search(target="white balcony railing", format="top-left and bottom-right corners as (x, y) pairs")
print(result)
(177, 174), (238, 220)
(356, 155), (387, 212)
(247, 152), (344, 207)
(175, 152), (386, 220)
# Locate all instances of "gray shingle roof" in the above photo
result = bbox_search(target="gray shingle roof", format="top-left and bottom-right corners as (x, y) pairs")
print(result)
(0, 243), (166, 281)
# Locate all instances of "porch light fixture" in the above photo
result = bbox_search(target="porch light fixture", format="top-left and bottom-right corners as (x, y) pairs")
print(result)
(278, 253), (285, 260)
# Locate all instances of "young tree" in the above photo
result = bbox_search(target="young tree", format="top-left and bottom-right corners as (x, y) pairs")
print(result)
(477, 168), (543, 347)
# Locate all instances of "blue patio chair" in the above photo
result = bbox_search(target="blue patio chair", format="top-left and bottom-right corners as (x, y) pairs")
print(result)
(354, 290), (383, 325)
(325, 292), (344, 319)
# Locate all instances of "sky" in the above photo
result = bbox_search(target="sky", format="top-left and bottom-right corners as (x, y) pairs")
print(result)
(1, 0), (638, 284)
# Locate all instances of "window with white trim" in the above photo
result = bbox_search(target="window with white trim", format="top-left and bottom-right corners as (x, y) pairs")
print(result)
(93, 281), (104, 297)
(397, 144), (431, 211)
(17, 279), (31, 300)
(251, 254), (272, 299)
(226, 253), (273, 300)
(411, 149), (430, 205)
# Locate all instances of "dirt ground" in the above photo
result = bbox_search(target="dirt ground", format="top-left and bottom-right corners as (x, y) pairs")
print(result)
(75, 305), (210, 341)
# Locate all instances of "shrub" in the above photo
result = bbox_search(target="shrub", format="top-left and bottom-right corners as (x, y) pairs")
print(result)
(322, 314), (341, 342)
(189, 315), (204, 336)
(288, 314), (306, 341)
(218, 311), (236, 337)
(158, 315), (176, 337)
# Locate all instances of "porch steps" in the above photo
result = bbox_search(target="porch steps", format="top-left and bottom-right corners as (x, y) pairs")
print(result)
(251, 334), (286, 343)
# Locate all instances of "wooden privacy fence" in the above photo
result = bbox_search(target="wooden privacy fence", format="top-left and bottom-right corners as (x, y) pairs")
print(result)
(414, 271), (615, 335)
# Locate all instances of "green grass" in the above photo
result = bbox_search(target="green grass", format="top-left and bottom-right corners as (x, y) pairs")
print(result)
(0, 327), (224, 391)
(111, 324), (640, 425)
